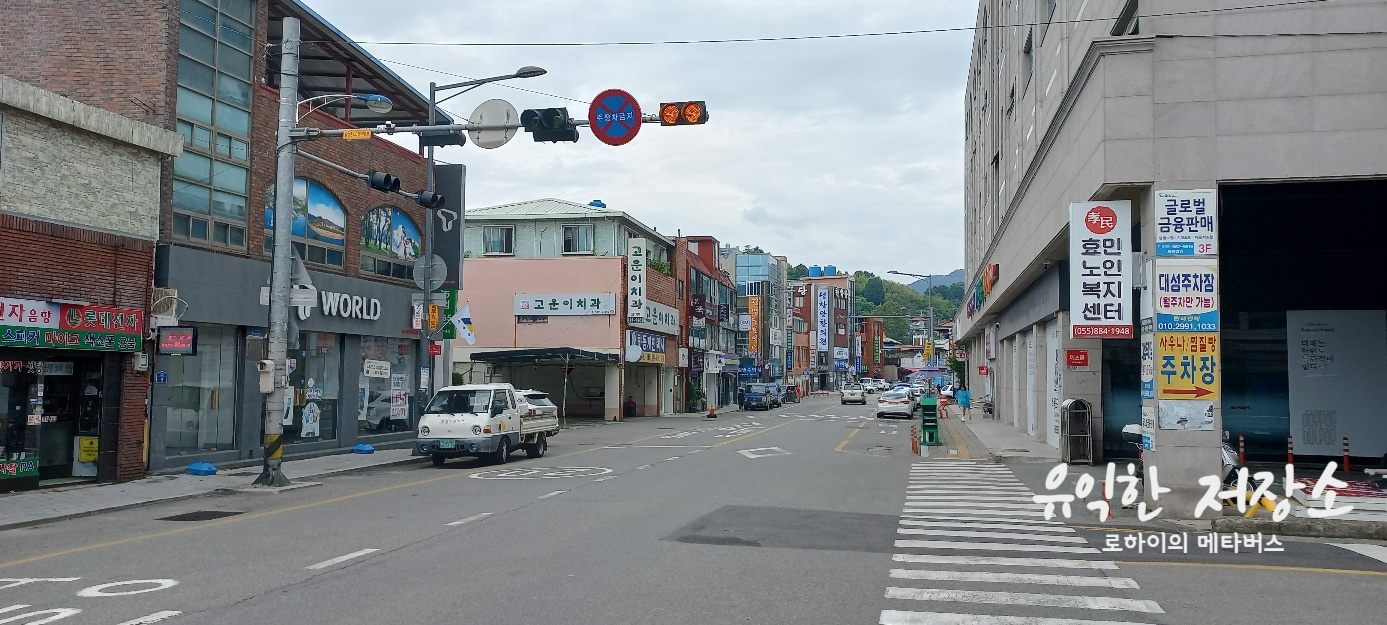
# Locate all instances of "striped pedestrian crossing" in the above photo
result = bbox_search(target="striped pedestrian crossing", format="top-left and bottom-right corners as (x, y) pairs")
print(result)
(879, 461), (1166, 624)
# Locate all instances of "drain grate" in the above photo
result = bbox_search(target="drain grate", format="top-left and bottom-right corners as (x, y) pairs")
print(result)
(866, 446), (892, 453)
(158, 510), (243, 522)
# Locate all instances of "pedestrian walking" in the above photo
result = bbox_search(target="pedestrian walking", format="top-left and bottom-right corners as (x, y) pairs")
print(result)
(736, 386), (746, 411)
(956, 386), (973, 421)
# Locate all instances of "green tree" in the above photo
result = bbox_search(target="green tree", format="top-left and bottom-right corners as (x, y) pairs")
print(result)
(875, 302), (910, 342)
(787, 263), (809, 280)
(945, 351), (968, 384)
(856, 296), (875, 316)
(742, 245), (765, 254)
(864, 276), (886, 306)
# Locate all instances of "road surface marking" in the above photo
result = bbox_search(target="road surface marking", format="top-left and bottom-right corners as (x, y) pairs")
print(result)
(901, 512), (1060, 524)
(446, 513), (493, 526)
(884, 587), (1162, 613)
(906, 488), (1033, 494)
(940, 416), (971, 458)
(306, 549), (379, 570)
(665, 456), (681, 461)
(879, 609), (1141, 625)
(902, 508), (1048, 518)
(906, 495), (1034, 502)
(77, 580), (179, 597)
(115, 612), (183, 625)
(712, 419), (796, 448)
(593, 476), (614, 481)
(889, 569), (1138, 588)
(1331, 543), (1387, 564)
(904, 501), (1043, 511)
(895, 539), (1100, 554)
(1116, 560), (1387, 577)
(893, 553), (1117, 569)
(897, 528), (1087, 543)
(537, 490), (566, 499)
(901, 519), (1074, 533)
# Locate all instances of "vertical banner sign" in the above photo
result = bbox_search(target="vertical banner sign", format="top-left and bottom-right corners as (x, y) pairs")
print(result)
(1156, 333), (1220, 400)
(1141, 405), (1156, 450)
(1154, 259), (1219, 332)
(627, 238), (646, 319)
(432, 164), (467, 289)
(1069, 201), (1133, 339)
(1140, 331), (1156, 399)
(816, 287), (830, 352)
(748, 295), (762, 352)
(1155, 189), (1217, 257)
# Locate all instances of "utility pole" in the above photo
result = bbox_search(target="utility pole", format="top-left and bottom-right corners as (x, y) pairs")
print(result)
(256, 16), (300, 487)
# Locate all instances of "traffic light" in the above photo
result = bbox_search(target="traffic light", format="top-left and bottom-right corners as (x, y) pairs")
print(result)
(520, 107), (579, 143)
(658, 101), (708, 126)
(418, 129), (466, 147)
(364, 170), (400, 193)
(415, 190), (445, 209)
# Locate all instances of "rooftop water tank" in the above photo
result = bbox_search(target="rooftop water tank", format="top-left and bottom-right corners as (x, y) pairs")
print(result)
(824, 265), (837, 276)
(589, 200), (606, 208)
(808, 265), (823, 277)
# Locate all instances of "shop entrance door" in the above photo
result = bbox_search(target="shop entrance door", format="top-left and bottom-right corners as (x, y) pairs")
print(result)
(36, 357), (105, 483)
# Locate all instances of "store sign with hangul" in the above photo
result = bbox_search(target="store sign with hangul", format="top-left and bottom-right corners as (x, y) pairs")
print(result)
(626, 329), (667, 364)
(627, 238), (647, 318)
(717, 303), (730, 324)
(1069, 201), (1133, 339)
(629, 300), (681, 336)
(816, 287), (830, 350)
(513, 293), (617, 316)
(1155, 259), (1219, 332)
(690, 294), (707, 319)
(1156, 332), (1220, 400)
(1, 296), (143, 352)
(1155, 189), (1217, 257)
(748, 295), (762, 352)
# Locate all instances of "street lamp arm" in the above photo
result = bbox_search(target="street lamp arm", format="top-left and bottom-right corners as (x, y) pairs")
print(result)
(295, 93), (392, 123)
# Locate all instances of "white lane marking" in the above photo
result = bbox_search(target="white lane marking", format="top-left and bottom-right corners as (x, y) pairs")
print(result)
(900, 512), (1059, 524)
(884, 587), (1163, 613)
(77, 580), (179, 597)
(879, 609), (1140, 625)
(446, 513), (493, 526)
(893, 553), (1118, 569)
(594, 476), (614, 481)
(306, 549), (379, 570)
(636, 465), (651, 469)
(895, 540), (1100, 554)
(665, 457), (681, 461)
(611, 445), (712, 448)
(537, 490), (566, 499)
(906, 495), (1035, 502)
(690, 449), (703, 453)
(901, 519), (1075, 533)
(1331, 543), (1387, 564)
(0, 578), (81, 590)
(904, 501), (1043, 510)
(906, 489), (1034, 495)
(897, 528), (1087, 543)
(890, 569), (1138, 588)
(115, 612), (184, 625)
(0, 606), (81, 620)
(908, 478), (1022, 484)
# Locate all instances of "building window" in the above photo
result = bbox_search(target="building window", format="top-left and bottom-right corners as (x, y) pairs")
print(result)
(1022, 29), (1034, 91)
(837, 323), (847, 335)
(286, 332), (341, 443)
(484, 226), (514, 255)
(359, 337), (416, 436)
(162, 324), (238, 455)
(360, 206), (421, 280)
(563, 224), (594, 254)
(263, 179), (347, 268)
(1113, 0), (1139, 36)
(173, 0), (255, 250)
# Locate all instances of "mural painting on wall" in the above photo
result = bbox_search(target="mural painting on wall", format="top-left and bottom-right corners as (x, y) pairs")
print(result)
(361, 206), (422, 262)
(263, 178), (348, 246)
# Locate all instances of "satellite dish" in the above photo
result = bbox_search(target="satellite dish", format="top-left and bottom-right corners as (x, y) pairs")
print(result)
(624, 345), (644, 363)
(469, 99), (519, 149)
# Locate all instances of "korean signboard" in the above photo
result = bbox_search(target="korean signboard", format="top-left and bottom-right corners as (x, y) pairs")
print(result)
(1155, 259), (1219, 332)
(748, 295), (762, 352)
(514, 293), (617, 316)
(628, 300), (681, 336)
(1140, 405), (1156, 450)
(1140, 332), (1155, 399)
(626, 330), (667, 364)
(1069, 201), (1132, 339)
(833, 346), (849, 360)
(717, 303), (730, 324)
(1155, 189), (1217, 257)
(1156, 332), (1220, 400)
(690, 294), (707, 319)
(816, 287), (830, 351)
(627, 238), (646, 319)
(737, 314), (752, 332)
(1, 296), (143, 352)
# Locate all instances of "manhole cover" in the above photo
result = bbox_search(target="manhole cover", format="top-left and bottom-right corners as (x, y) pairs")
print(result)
(158, 510), (243, 522)
(1001, 448), (1031, 453)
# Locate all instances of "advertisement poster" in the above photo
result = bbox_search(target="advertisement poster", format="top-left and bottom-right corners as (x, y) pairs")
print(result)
(1286, 310), (1387, 455)
(1140, 332), (1155, 399)
(1156, 332), (1220, 400)
(1155, 259), (1219, 332)
(1069, 201), (1133, 339)
(1158, 399), (1214, 431)
(816, 287), (830, 351)
(1141, 405), (1156, 449)
(1154, 189), (1217, 256)
(748, 295), (762, 352)
(1046, 322), (1062, 449)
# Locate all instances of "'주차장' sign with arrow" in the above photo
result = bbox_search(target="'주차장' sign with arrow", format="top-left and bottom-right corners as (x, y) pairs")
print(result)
(1156, 332), (1219, 400)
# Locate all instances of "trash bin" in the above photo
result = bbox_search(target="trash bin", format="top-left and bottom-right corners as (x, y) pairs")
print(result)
(1061, 398), (1093, 464)
(920, 398), (942, 446)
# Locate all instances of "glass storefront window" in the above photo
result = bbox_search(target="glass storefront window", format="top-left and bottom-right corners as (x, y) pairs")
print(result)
(284, 332), (341, 444)
(163, 325), (238, 455)
(1, 361), (42, 485)
(359, 337), (415, 436)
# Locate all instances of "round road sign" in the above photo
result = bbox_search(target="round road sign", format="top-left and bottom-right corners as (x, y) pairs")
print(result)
(468, 99), (519, 149)
(588, 89), (642, 146)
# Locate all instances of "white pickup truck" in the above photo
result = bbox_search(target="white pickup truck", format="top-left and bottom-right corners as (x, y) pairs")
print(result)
(413, 383), (560, 466)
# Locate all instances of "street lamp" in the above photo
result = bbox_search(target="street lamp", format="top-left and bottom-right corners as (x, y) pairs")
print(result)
(296, 93), (393, 122)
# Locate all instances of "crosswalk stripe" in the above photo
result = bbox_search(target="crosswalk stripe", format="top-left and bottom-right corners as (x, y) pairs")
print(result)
(900, 513), (1062, 525)
(900, 519), (1075, 532)
(1330, 543), (1387, 564)
(909, 479), (1023, 484)
(893, 553), (1118, 569)
(905, 501), (1043, 510)
(906, 495), (1035, 502)
(880, 609), (1144, 625)
(896, 539), (1100, 554)
(897, 528), (1087, 543)
(902, 508), (1049, 519)
(889, 569), (1139, 588)
(906, 490), (1034, 495)
(884, 587), (1163, 613)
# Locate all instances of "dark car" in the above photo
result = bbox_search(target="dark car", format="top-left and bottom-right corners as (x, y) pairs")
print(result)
(743, 383), (775, 410)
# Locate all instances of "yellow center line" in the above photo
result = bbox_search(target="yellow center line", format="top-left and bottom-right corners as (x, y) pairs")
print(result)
(0, 427), (679, 570)
(833, 419), (867, 452)
(940, 409), (971, 459)
(712, 419), (796, 448)
(1117, 560), (1387, 577)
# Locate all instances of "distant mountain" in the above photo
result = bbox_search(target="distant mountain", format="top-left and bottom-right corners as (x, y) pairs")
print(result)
(907, 269), (965, 293)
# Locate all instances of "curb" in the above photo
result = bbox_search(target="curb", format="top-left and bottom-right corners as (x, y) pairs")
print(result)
(1212, 516), (1387, 540)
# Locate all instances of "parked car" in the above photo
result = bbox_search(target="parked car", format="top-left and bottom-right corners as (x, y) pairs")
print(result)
(743, 383), (776, 410)
(515, 389), (559, 419)
(940, 384), (957, 399)
(840, 384), (867, 405)
(414, 383), (558, 466)
(876, 390), (915, 418)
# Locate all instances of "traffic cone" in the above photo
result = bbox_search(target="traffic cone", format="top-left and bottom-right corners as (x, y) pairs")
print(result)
(708, 405), (717, 419)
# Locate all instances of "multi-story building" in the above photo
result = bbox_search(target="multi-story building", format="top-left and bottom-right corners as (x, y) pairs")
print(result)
(788, 281), (814, 393)
(862, 317), (887, 380)
(674, 236), (738, 410)
(1, 75), (182, 492)
(2, 0), (443, 472)
(451, 199), (679, 420)
(728, 249), (787, 383)
(803, 266), (856, 390)
(956, 0), (1387, 515)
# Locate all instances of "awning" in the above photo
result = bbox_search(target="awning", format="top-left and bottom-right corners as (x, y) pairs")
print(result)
(468, 348), (618, 365)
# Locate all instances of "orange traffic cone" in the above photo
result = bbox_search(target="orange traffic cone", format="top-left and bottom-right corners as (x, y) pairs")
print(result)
(708, 405), (717, 419)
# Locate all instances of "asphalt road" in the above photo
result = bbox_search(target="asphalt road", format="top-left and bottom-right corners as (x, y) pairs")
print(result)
(1, 395), (1384, 625)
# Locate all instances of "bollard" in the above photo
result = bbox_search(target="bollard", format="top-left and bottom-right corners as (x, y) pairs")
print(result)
(1238, 434), (1246, 466)
(1287, 434), (1294, 465)
(1343, 436), (1350, 473)
(911, 425), (920, 455)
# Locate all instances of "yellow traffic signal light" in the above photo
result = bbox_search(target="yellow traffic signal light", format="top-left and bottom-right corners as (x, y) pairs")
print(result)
(658, 101), (709, 126)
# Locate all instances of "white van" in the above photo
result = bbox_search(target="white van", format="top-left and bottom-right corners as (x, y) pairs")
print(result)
(413, 383), (560, 466)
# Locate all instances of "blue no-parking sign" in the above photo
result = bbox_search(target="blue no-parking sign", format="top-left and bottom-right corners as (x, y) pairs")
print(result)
(588, 89), (642, 146)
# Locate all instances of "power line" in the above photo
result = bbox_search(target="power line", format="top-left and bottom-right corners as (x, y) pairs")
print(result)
(302, 0), (1330, 47)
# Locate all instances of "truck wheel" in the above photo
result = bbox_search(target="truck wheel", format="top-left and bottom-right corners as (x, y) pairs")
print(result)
(431, 454), (446, 467)
(527, 433), (547, 459)
(491, 437), (510, 465)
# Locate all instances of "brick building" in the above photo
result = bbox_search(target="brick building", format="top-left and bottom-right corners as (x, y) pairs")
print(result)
(0, 74), (182, 491)
(1, 0), (446, 472)
(674, 236), (738, 410)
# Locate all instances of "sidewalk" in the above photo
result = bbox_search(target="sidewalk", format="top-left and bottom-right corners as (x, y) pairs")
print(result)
(0, 448), (422, 531)
(942, 403), (1061, 463)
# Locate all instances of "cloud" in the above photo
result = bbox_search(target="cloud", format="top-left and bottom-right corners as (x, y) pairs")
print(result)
(310, 0), (973, 278)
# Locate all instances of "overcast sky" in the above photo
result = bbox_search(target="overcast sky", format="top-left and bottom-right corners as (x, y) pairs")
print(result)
(311, 0), (975, 284)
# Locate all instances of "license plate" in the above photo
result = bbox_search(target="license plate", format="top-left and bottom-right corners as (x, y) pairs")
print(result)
(437, 439), (455, 449)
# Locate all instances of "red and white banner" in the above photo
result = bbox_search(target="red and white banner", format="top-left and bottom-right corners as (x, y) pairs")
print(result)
(1069, 201), (1133, 339)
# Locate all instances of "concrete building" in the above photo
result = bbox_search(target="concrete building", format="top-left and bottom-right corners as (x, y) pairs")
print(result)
(803, 267), (856, 390)
(956, 0), (1387, 516)
(674, 236), (738, 411)
(726, 248), (788, 383)
(451, 199), (679, 420)
(0, 74), (182, 491)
